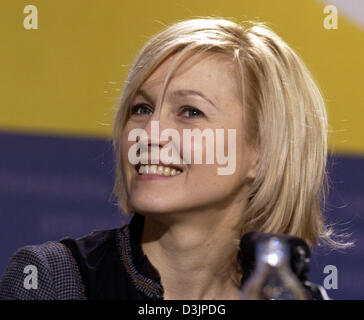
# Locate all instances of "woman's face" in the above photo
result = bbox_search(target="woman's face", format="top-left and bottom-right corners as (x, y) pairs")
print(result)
(121, 52), (258, 216)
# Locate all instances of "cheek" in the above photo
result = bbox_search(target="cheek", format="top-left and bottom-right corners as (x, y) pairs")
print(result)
(120, 132), (137, 183)
(181, 135), (206, 164)
(121, 124), (139, 163)
(181, 132), (222, 165)
(121, 139), (133, 162)
(181, 164), (245, 208)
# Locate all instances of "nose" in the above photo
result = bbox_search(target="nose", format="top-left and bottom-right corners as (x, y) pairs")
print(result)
(140, 110), (177, 150)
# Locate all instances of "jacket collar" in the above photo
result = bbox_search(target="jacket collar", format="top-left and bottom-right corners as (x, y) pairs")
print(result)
(117, 213), (164, 299)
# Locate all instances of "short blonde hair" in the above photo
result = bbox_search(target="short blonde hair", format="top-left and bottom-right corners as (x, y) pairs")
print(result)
(113, 17), (349, 248)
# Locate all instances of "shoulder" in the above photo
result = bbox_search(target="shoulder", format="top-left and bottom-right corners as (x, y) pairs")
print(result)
(61, 228), (118, 248)
(0, 241), (86, 300)
(59, 227), (127, 299)
(59, 228), (121, 268)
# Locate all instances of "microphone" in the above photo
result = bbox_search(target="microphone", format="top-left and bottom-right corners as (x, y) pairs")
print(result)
(238, 232), (331, 299)
(238, 232), (311, 284)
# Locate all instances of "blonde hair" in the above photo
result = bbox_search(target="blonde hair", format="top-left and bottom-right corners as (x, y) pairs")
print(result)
(113, 17), (350, 248)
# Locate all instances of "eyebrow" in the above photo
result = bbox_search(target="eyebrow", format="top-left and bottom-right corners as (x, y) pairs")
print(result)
(135, 89), (217, 109)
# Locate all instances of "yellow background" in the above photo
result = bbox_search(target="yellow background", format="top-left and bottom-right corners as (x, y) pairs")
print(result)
(1, 0), (363, 154)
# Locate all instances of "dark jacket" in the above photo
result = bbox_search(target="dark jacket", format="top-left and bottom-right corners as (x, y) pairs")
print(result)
(0, 213), (163, 300)
(0, 213), (328, 300)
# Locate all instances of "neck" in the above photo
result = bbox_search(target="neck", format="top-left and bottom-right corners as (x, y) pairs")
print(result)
(140, 206), (243, 300)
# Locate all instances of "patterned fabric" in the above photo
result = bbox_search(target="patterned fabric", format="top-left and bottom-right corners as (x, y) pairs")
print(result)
(0, 213), (163, 300)
(116, 224), (163, 299)
(0, 241), (85, 300)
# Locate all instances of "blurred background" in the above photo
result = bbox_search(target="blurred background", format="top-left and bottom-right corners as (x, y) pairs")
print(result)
(0, 0), (363, 299)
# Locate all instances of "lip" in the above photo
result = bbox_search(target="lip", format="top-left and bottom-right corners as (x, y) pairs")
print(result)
(135, 172), (182, 181)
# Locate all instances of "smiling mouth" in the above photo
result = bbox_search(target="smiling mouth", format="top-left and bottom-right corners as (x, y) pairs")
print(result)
(135, 164), (183, 177)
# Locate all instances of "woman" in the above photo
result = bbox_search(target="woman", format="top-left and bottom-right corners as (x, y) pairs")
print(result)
(0, 17), (346, 300)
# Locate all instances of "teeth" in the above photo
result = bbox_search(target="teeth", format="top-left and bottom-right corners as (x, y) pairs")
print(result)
(157, 166), (164, 174)
(144, 165), (149, 174)
(163, 167), (171, 176)
(137, 165), (182, 177)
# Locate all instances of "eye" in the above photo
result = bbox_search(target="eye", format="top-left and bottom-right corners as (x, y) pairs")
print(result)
(129, 103), (153, 116)
(180, 106), (205, 118)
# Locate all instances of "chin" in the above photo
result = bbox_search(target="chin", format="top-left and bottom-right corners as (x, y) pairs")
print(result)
(129, 195), (179, 215)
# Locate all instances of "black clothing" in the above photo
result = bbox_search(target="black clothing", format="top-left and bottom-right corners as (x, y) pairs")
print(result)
(60, 213), (164, 300)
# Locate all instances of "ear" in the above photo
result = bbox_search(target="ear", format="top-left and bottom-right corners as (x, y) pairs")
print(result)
(246, 149), (259, 180)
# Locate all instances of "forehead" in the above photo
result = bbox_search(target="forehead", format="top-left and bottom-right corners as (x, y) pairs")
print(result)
(141, 52), (241, 103)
